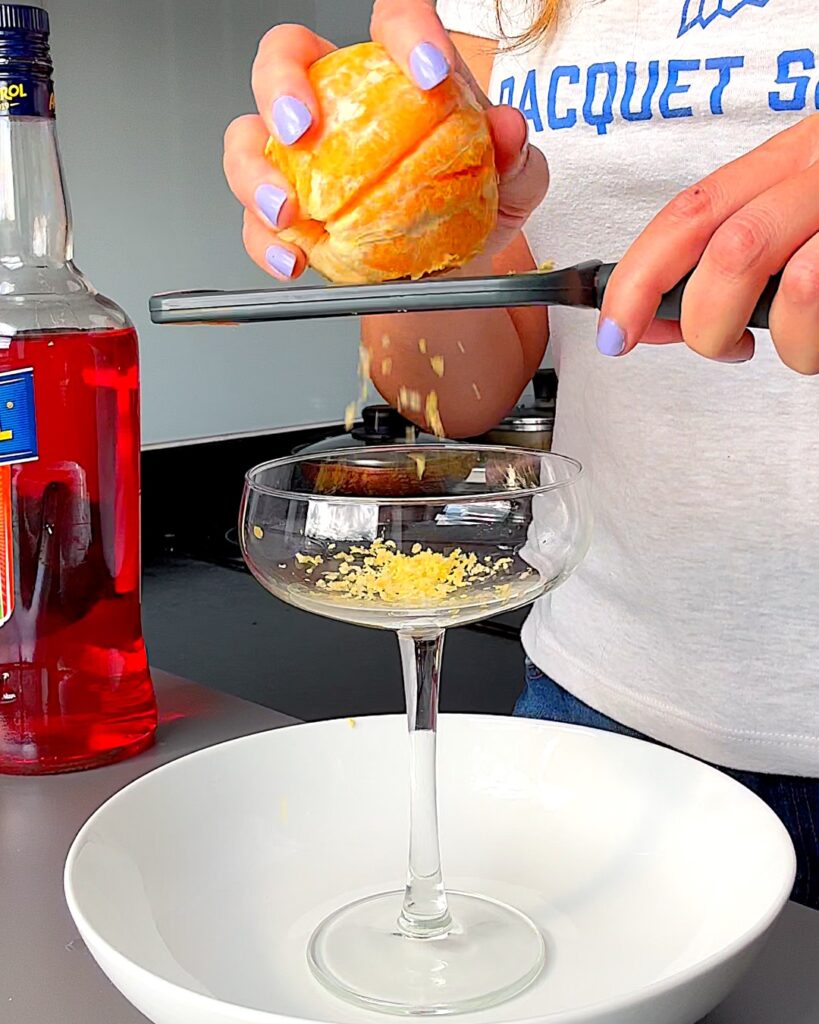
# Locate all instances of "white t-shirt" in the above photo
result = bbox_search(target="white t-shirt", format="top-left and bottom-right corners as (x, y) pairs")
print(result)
(437, 0), (819, 775)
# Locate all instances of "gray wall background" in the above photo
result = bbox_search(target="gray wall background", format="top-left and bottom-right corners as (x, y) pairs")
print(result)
(42, 0), (375, 446)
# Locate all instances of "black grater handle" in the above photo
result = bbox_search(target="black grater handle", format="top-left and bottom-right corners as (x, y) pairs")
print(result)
(594, 263), (780, 330)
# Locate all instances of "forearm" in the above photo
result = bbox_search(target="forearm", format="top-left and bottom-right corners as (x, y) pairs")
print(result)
(362, 242), (548, 438)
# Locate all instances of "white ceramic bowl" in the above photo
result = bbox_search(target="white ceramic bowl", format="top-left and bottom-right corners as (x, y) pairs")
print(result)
(65, 715), (795, 1024)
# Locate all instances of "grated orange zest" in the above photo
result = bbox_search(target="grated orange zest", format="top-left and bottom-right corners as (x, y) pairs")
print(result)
(302, 538), (517, 604)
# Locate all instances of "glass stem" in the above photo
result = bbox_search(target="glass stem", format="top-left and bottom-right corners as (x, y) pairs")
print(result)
(397, 628), (453, 940)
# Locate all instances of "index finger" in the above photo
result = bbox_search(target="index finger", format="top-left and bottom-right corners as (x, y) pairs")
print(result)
(370, 0), (457, 92)
(599, 113), (819, 355)
(252, 23), (336, 144)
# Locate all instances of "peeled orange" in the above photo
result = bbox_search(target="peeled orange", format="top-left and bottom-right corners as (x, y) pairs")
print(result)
(266, 42), (498, 284)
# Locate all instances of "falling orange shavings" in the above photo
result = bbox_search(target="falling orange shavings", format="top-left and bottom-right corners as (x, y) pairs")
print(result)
(358, 344), (373, 401)
(342, 346), (372, 432)
(405, 425), (416, 443)
(425, 391), (444, 437)
(472, 383), (482, 400)
(398, 387), (421, 413)
(296, 538), (518, 604)
(430, 355), (445, 378)
(409, 453), (427, 479)
(359, 344), (372, 379)
(381, 357), (392, 376)
(457, 341), (466, 354)
(398, 377), (422, 414)
(252, 525), (264, 539)
(418, 338), (427, 354)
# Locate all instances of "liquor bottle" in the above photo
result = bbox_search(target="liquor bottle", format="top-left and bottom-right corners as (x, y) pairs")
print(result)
(0, 4), (157, 772)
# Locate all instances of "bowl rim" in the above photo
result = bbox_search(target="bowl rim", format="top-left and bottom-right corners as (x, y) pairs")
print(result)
(243, 444), (584, 506)
(64, 714), (797, 1024)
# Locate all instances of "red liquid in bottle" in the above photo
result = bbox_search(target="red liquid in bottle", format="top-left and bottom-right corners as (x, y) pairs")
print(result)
(0, 326), (156, 773)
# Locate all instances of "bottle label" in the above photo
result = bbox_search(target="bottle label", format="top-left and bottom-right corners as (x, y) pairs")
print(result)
(0, 367), (38, 465)
(0, 367), (37, 626)
(0, 76), (54, 118)
(0, 463), (12, 625)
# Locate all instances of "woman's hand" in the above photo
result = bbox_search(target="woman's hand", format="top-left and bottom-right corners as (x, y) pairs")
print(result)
(222, 0), (548, 282)
(598, 113), (819, 373)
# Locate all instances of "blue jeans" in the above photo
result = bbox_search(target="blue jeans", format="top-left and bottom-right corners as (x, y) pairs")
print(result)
(516, 661), (819, 910)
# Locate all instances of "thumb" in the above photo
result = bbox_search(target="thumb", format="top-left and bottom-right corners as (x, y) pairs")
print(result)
(487, 106), (549, 224)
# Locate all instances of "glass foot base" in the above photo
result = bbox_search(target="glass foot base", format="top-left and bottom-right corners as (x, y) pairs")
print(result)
(308, 890), (545, 1016)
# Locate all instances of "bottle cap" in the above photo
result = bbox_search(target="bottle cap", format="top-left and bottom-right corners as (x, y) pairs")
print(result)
(0, 3), (53, 117)
(0, 5), (49, 34)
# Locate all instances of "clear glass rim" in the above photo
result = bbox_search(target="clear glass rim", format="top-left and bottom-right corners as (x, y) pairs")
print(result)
(243, 443), (583, 506)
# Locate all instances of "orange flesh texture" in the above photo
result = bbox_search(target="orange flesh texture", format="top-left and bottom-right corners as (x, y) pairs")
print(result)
(265, 42), (498, 284)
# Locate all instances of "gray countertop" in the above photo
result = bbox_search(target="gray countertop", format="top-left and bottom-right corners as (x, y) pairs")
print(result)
(1, 670), (817, 1024)
(0, 670), (296, 1024)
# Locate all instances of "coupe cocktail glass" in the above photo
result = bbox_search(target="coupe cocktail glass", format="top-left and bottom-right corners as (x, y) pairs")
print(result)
(240, 445), (590, 1016)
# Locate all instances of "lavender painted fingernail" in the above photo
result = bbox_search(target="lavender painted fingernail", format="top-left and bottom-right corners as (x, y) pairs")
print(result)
(266, 244), (296, 278)
(597, 318), (626, 357)
(273, 95), (312, 145)
(255, 184), (287, 228)
(409, 42), (450, 90)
